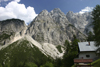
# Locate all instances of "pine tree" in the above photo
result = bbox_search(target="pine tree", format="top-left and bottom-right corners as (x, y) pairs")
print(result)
(92, 5), (100, 46)
(87, 31), (94, 41)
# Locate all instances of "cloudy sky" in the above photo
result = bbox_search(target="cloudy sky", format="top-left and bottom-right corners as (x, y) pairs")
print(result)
(0, 0), (100, 24)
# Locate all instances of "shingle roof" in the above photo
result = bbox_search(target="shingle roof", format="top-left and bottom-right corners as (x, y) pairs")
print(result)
(78, 41), (99, 52)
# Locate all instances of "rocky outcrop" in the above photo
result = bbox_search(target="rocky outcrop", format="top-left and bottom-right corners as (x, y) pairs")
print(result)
(27, 8), (86, 45)
(0, 19), (27, 45)
(0, 19), (27, 34)
(66, 11), (93, 34)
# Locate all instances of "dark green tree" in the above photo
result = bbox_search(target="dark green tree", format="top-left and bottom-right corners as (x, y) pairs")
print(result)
(25, 62), (38, 67)
(92, 5), (100, 46)
(87, 31), (94, 41)
(71, 38), (80, 55)
(54, 58), (63, 67)
(62, 38), (80, 67)
(40, 62), (54, 67)
(64, 40), (71, 54)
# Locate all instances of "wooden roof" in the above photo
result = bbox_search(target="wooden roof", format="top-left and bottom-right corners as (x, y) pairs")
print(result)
(74, 59), (93, 63)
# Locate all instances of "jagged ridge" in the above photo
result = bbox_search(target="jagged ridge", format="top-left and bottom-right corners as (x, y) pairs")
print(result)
(66, 11), (93, 34)
(27, 8), (86, 45)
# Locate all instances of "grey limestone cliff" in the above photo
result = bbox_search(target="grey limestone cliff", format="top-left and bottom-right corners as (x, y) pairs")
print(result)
(27, 8), (86, 45)
(0, 19), (27, 34)
(0, 19), (27, 45)
(66, 11), (93, 35)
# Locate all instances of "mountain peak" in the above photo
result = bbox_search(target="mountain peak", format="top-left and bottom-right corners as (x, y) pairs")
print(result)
(53, 8), (61, 11)
(50, 8), (66, 17)
(39, 9), (49, 15)
(51, 8), (62, 13)
(67, 11), (74, 14)
(41, 9), (48, 12)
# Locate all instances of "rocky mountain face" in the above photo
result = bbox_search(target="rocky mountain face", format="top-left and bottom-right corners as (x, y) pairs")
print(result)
(0, 19), (27, 45)
(27, 8), (86, 45)
(0, 8), (90, 58)
(0, 19), (27, 33)
(66, 11), (93, 35)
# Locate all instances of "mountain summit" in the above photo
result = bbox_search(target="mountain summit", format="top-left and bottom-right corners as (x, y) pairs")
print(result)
(27, 8), (86, 45)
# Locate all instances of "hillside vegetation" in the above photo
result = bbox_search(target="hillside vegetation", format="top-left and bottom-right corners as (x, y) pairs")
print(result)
(0, 39), (53, 67)
(91, 59), (100, 67)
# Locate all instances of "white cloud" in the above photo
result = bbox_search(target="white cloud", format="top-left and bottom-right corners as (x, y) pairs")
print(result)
(79, 6), (93, 14)
(0, 0), (38, 24)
